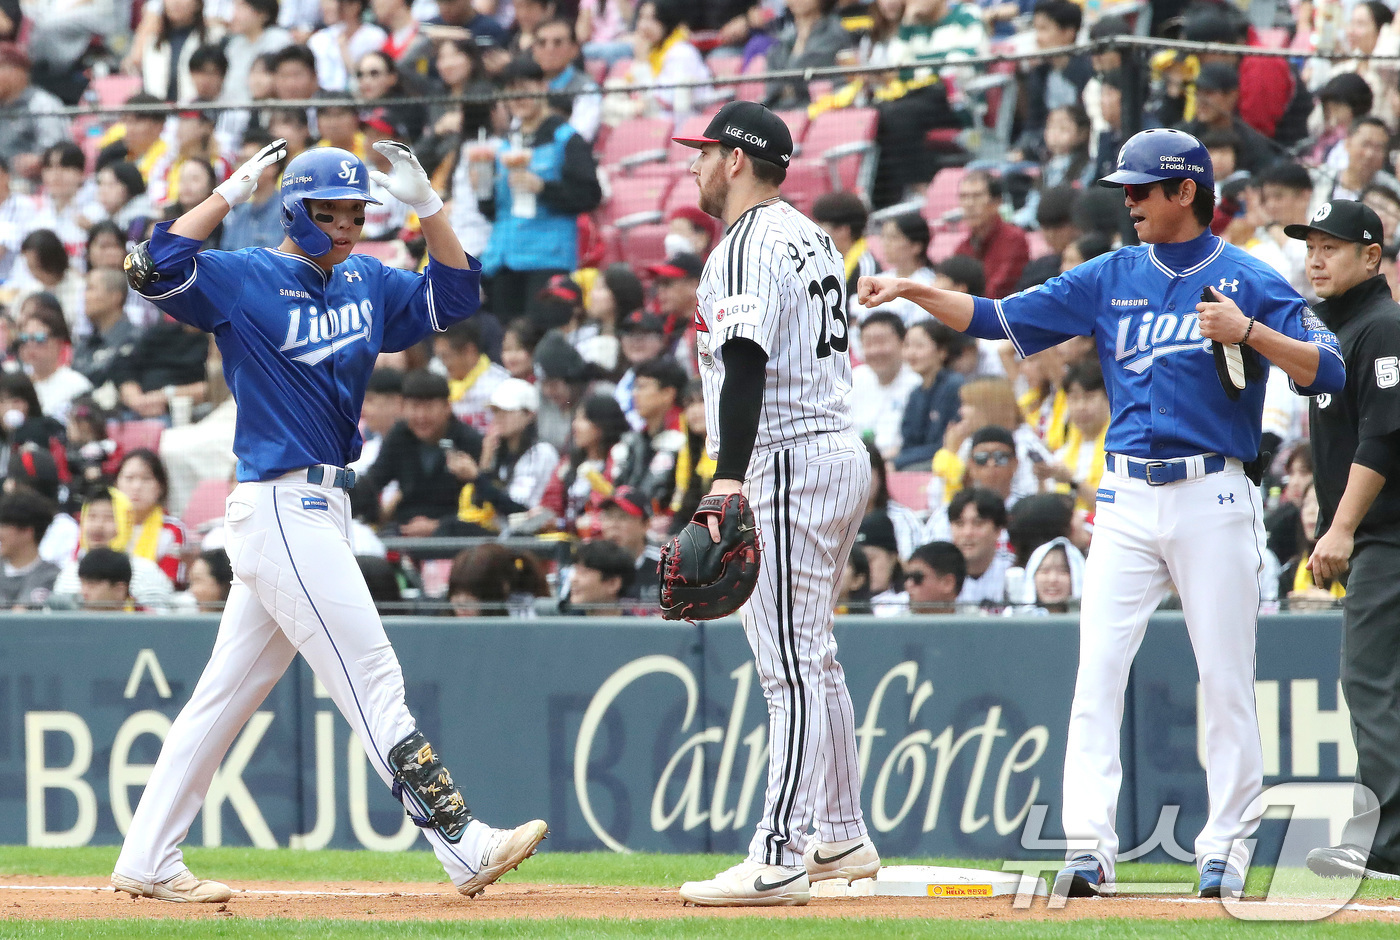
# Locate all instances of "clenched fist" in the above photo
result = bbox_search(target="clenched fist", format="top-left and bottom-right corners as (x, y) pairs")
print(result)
(858, 275), (903, 308)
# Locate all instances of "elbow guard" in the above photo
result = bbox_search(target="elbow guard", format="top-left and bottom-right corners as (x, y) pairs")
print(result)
(389, 730), (473, 843)
(123, 240), (162, 292)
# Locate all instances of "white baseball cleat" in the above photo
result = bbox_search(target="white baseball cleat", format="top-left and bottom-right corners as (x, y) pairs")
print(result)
(803, 836), (881, 883)
(111, 869), (233, 903)
(457, 819), (549, 898)
(679, 860), (810, 906)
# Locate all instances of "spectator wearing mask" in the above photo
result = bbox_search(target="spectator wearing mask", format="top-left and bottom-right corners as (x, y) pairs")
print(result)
(0, 488), (59, 608)
(949, 486), (1013, 606)
(954, 171), (1029, 299)
(664, 206), (721, 262)
(481, 57), (603, 323)
(355, 369), (485, 536)
(0, 372), (66, 467)
(851, 312), (920, 461)
(562, 538), (635, 615)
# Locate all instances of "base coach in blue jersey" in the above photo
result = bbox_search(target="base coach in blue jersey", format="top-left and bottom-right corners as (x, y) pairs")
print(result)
(860, 128), (1345, 900)
(111, 139), (547, 903)
(1286, 200), (1400, 883)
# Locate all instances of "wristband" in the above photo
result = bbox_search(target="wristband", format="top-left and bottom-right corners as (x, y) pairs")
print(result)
(411, 193), (445, 219)
(1241, 317), (1256, 345)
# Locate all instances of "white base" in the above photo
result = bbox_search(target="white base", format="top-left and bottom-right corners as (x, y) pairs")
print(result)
(810, 865), (1049, 899)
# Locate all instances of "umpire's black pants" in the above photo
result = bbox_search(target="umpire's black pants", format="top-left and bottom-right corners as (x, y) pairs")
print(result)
(1340, 540), (1400, 872)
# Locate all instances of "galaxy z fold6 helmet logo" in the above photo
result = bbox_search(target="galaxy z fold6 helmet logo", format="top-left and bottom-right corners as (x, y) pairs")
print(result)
(280, 301), (374, 365)
(1113, 309), (1206, 374)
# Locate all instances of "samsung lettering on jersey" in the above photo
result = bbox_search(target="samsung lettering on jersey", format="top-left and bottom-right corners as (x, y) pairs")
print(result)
(280, 300), (374, 365)
(1113, 309), (1206, 373)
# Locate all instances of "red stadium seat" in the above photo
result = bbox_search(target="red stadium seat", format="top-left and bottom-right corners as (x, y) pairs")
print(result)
(780, 160), (830, 216)
(597, 222), (625, 266)
(110, 419), (164, 455)
(621, 222), (671, 270)
(929, 229), (965, 264)
(352, 240), (402, 262)
(93, 74), (142, 108)
(667, 113), (712, 162)
(599, 116), (673, 170)
(182, 478), (234, 531)
(774, 109), (809, 146)
(802, 107), (878, 194)
(886, 471), (932, 513)
(599, 168), (675, 227)
(708, 54), (743, 79)
(924, 167), (967, 222)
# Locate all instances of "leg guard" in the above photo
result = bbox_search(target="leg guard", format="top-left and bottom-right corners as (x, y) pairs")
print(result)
(388, 730), (473, 844)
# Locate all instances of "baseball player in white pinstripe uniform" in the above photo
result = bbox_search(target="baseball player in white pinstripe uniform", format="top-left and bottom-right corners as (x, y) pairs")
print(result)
(672, 102), (879, 907)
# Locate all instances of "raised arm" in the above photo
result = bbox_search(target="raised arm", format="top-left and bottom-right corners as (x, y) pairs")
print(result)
(368, 141), (471, 269)
(170, 139), (288, 242)
(858, 275), (976, 331)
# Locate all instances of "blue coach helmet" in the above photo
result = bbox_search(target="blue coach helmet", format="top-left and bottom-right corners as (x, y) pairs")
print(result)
(279, 147), (381, 257)
(1099, 128), (1214, 192)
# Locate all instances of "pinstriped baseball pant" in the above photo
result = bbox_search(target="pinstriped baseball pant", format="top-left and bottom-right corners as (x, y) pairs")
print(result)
(114, 474), (493, 888)
(741, 431), (873, 867)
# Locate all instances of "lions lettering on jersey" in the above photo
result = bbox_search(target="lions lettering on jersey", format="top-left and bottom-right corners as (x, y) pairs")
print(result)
(281, 300), (374, 365)
(1113, 308), (1207, 374)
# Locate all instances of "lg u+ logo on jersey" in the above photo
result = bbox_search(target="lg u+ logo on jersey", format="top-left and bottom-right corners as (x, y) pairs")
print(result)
(338, 160), (359, 183)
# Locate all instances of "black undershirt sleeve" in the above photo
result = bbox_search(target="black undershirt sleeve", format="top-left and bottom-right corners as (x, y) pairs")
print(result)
(714, 338), (769, 482)
(1353, 432), (1400, 479)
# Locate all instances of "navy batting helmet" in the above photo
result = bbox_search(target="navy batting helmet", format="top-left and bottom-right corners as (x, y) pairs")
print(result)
(279, 147), (380, 257)
(1099, 128), (1214, 192)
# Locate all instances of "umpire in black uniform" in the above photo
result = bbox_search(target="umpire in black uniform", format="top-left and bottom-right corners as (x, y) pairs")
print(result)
(1286, 199), (1400, 881)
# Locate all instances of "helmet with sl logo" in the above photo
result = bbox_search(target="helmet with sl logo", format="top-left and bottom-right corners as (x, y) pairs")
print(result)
(1099, 128), (1214, 193)
(279, 147), (381, 257)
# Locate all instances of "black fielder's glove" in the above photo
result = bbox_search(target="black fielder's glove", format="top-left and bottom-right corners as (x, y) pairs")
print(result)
(659, 493), (760, 621)
(1204, 286), (1264, 400)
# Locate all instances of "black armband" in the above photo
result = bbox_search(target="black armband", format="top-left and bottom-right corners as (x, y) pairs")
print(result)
(714, 339), (769, 481)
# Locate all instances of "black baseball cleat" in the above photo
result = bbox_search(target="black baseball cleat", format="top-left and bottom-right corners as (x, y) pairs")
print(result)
(1052, 854), (1107, 898)
(1307, 844), (1400, 881)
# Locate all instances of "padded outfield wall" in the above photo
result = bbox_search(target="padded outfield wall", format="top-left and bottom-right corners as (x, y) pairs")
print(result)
(0, 614), (1355, 865)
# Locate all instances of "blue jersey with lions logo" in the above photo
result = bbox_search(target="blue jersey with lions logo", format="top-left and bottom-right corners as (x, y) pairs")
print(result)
(967, 229), (1344, 461)
(139, 220), (482, 480)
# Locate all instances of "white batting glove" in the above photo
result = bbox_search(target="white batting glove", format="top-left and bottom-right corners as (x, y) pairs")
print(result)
(214, 138), (287, 208)
(369, 140), (444, 218)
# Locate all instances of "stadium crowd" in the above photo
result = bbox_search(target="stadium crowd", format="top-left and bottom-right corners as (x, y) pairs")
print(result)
(0, 0), (1371, 615)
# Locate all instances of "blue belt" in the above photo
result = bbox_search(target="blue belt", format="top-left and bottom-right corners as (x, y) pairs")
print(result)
(306, 465), (357, 490)
(1108, 453), (1228, 486)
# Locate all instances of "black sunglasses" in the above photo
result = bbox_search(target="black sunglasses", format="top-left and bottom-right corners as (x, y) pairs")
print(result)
(971, 451), (1013, 467)
(1124, 182), (1160, 202)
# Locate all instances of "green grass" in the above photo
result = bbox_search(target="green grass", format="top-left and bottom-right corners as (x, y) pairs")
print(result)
(3, 846), (1399, 901)
(0, 921), (1398, 940)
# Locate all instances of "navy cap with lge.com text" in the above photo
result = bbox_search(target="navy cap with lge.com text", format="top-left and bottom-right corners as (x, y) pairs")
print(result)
(672, 100), (794, 166)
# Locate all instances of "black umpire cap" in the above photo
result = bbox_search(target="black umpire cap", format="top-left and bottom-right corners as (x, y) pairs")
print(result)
(1285, 199), (1384, 246)
(672, 100), (794, 167)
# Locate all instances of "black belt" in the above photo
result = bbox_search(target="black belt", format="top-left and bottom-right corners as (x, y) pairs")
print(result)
(306, 465), (356, 490)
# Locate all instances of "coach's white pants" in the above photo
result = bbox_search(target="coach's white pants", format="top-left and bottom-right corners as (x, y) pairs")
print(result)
(742, 432), (872, 867)
(1062, 462), (1264, 881)
(115, 475), (493, 888)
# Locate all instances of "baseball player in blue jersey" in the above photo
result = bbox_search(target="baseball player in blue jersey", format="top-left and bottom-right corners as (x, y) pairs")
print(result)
(110, 139), (547, 902)
(861, 128), (1345, 900)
